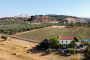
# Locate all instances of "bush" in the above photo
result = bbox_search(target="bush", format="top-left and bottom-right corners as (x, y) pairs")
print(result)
(55, 44), (60, 49)
(84, 48), (89, 53)
(75, 50), (78, 53)
(74, 37), (80, 42)
(68, 48), (76, 54)
(70, 23), (75, 27)
(1, 35), (8, 40)
(45, 48), (53, 54)
(79, 43), (84, 47)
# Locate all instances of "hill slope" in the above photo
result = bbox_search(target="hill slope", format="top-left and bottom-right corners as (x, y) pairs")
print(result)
(28, 15), (87, 23)
(80, 18), (90, 22)
(46, 15), (87, 23)
(28, 15), (58, 23)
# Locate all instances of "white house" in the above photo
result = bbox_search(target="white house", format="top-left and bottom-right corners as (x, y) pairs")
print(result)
(58, 36), (74, 44)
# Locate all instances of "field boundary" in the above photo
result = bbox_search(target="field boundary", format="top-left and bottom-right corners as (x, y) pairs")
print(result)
(13, 26), (65, 36)
(9, 35), (40, 43)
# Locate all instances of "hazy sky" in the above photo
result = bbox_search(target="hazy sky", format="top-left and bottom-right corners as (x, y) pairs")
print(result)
(0, 0), (90, 18)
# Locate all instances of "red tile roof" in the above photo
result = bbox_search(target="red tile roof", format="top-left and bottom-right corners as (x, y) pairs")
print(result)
(60, 36), (74, 40)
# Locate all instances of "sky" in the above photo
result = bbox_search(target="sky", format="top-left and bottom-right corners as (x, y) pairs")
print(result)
(0, 0), (90, 18)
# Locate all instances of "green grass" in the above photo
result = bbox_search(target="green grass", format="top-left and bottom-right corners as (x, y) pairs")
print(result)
(16, 27), (90, 41)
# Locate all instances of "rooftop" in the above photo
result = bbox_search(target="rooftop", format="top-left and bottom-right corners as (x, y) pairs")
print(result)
(60, 36), (74, 40)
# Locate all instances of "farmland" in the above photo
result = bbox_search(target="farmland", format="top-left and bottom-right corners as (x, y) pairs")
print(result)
(16, 26), (90, 41)
(0, 35), (79, 60)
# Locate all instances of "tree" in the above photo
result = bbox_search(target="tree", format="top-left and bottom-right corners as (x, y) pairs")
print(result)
(39, 38), (50, 50)
(49, 37), (59, 48)
(70, 23), (75, 28)
(70, 40), (77, 48)
(74, 37), (80, 42)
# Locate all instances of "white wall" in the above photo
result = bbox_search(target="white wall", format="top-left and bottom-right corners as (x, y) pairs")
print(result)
(58, 40), (72, 44)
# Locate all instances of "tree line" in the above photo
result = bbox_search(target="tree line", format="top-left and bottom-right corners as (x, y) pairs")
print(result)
(0, 23), (55, 34)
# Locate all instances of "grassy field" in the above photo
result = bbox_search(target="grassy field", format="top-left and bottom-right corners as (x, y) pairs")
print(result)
(16, 26), (90, 41)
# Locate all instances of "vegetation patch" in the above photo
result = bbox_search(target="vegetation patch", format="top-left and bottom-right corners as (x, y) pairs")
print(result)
(1, 35), (8, 40)
(16, 27), (90, 41)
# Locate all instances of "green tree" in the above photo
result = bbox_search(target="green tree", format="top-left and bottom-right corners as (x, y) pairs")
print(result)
(49, 37), (59, 48)
(74, 37), (80, 42)
(39, 38), (50, 50)
(70, 40), (77, 48)
(70, 23), (75, 28)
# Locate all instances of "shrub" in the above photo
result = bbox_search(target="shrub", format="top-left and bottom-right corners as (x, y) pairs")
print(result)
(70, 23), (75, 27)
(45, 48), (53, 54)
(1, 35), (8, 40)
(74, 37), (80, 42)
(68, 48), (76, 54)
(55, 44), (60, 49)
(79, 43), (84, 47)
(75, 50), (78, 53)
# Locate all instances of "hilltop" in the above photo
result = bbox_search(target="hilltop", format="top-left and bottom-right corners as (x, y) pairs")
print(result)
(28, 15), (58, 23)
(28, 15), (87, 23)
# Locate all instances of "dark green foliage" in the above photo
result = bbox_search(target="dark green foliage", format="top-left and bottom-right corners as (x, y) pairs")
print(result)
(55, 44), (61, 49)
(70, 23), (75, 27)
(37, 37), (59, 50)
(1, 35), (8, 40)
(75, 50), (78, 53)
(0, 20), (29, 25)
(45, 48), (53, 54)
(84, 48), (90, 58)
(68, 48), (77, 54)
(38, 38), (50, 50)
(74, 37), (80, 42)
(70, 40), (77, 48)
(0, 23), (55, 34)
(79, 43), (84, 47)
(68, 48), (74, 54)
(49, 37), (59, 48)
(84, 42), (90, 48)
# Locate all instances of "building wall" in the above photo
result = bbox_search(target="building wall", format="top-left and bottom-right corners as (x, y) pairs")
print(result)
(58, 40), (72, 44)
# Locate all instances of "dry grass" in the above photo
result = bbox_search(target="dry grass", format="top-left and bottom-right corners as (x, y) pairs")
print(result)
(0, 37), (79, 60)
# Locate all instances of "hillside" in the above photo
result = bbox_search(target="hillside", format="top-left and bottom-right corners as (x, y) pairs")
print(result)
(28, 15), (87, 23)
(80, 18), (90, 22)
(46, 15), (87, 23)
(28, 15), (58, 23)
